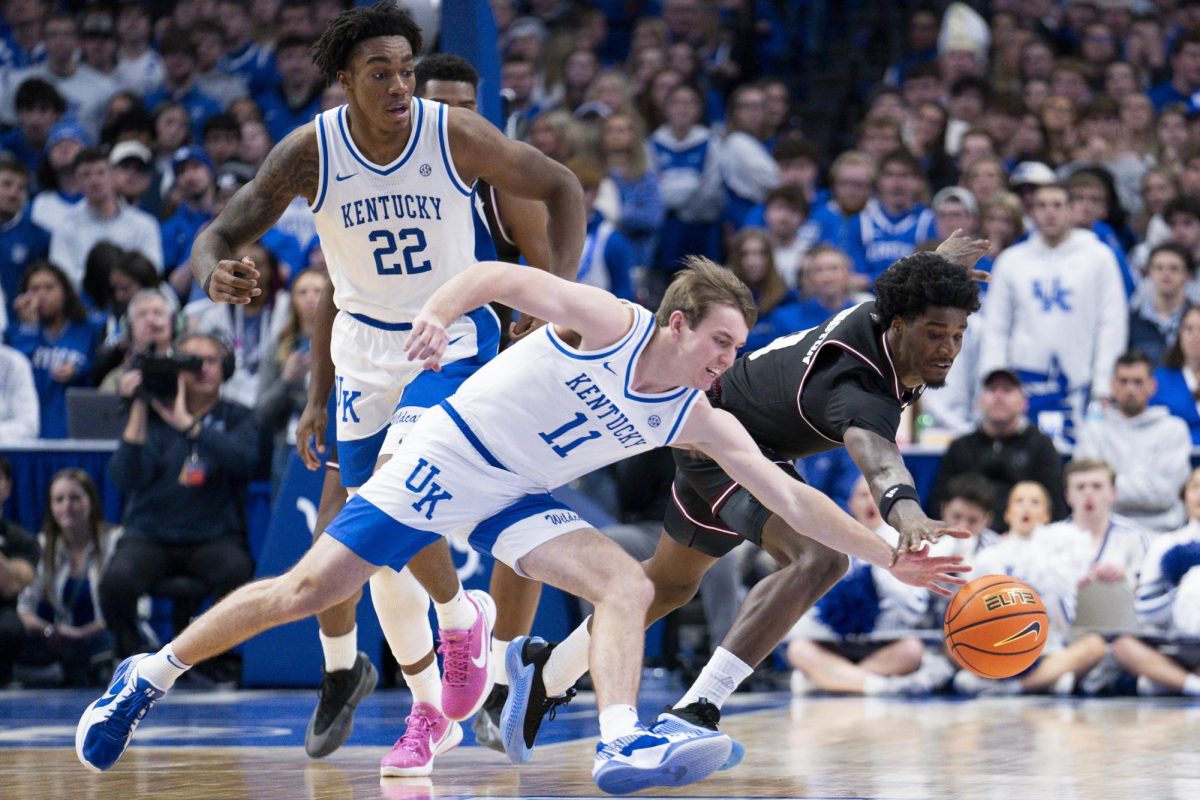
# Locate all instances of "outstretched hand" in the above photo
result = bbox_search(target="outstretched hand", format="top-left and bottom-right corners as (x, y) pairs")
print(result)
(895, 517), (972, 553)
(205, 257), (262, 304)
(889, 547), (971, 597)
(935, 229), (991, 280)
(404, 309), (448, 372)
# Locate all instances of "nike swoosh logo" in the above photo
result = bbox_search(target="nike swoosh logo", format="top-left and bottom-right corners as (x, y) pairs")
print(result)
(471, 632), (488, 669)
(335, 172), (357, 182)
(602, 361), (616, 374)
(993, 620), (1042, 647)
(447, 336), (464, 347)
(166, 654), (186, 670)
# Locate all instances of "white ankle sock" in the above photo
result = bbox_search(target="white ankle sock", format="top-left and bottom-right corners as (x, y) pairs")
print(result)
(434, 586), (475, 630)
(598, 703), (641, 742)
(138, 644), (190, 690)
(676, 647), (753, 709)
(862, 673), (889, 695)
(1183, 673), (1200, 696)
(491, 638), (511, 686)
(403, 661), (442, 710)
(319, 626), (358, 672)
(543, 618), (591, 697)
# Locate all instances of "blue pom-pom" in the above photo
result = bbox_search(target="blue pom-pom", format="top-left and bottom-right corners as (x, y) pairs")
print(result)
(814, 565), (880, 637)
(1161, 541), (1200, 586)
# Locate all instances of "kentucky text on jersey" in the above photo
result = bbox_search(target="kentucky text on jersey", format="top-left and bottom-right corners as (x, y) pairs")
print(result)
(339, 193), (445, 229)
(564, 372), (648, 448)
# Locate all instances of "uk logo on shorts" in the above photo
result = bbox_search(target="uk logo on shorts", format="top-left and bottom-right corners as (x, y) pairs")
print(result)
(404, 458), (454, 520)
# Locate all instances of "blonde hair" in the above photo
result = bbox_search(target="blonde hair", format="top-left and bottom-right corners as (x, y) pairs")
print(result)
(656, 256), (757, 330)
(275, 269), (328, 365)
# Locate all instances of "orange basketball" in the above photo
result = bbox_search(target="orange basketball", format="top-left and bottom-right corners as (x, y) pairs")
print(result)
(943, 575), (1049, 679)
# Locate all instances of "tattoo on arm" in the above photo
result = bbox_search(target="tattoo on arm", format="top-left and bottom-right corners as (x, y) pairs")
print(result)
(190, 129), (319, 286)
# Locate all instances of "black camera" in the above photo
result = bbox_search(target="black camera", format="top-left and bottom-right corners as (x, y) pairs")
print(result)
(131, 348), (203, 403)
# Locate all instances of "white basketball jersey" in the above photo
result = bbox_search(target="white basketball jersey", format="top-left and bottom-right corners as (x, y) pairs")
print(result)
(443, 303), (701, 489)
(310, 99), (479, 324)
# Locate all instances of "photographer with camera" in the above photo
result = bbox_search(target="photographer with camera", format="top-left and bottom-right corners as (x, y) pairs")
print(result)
(100, 331), (259, 672)
(97, 288), (179, 393)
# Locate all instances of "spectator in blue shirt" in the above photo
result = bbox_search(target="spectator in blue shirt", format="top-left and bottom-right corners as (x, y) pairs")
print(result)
(569, 158), (636, 301)
(1147, 31), (1200, 112)
(1152, 305), (1200, 445)
(255, 36), (323, 145)
(161, 147), (215, 299)
(600, 110), (665, 272)
(4, 261), (98, 438)
(810, 150), (875, 259)
(143, 29), (222, 143)
(0, 155), (51, 321)
(845, 148), (936, 287)
(215, 0), (277, 96)
(0, 78), (66, 186)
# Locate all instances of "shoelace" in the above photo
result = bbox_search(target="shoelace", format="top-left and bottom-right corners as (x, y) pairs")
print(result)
(437, 632), (469, 686)
(543, 686), (577, 722)
(395, 711), (435, 753)
(102, 685), (159, 741)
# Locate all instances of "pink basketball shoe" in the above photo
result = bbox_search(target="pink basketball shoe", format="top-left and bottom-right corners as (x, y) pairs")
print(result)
(438, 589), (496, 721)
(379, 702), (463, 777)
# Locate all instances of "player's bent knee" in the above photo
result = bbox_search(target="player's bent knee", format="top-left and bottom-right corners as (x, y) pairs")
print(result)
(786, 638), (820, 668)
(1110, 635), (1141, 663)
(896, 636), (925, 663)
(653, 576), (702, 612)
(603, 569), (654, 614)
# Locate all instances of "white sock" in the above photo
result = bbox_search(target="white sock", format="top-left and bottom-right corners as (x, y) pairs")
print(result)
(369, 568), (433, 666)
(1183, 673), (1200, 696)
(137, 644), (191, 690)
(402, 661), (442, 710)
(862, 673), (889, 695)
(319, 626), (358, 672)
(598, 703), (641, 742)
(543, 618), (591, 697)
(434, 586), (475, 630)
(675, 647), (754, 709)
(491, 638), (511, 686)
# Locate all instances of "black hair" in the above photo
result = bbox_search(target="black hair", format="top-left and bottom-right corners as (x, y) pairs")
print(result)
(1165, 194), (1200, 224)
(203, 112), (241, 138)
(15, 77), (66, 114)
(113, 250), (162, 290)
(158, 28), (197, 58)
(20, 260), (89, 324)
(1115, 349), (1154, 371)
(277, 34), (315, 55)
(940, 473), (995, 513)
(415, 53), (480, 94)
(0, 454), (11, 484)
(873, 251), (981, 326)
(72, 147), (108, 171)
(83, 241), (126, 309)
(0, 153), (27, 177)
(311, 2), (423, 83)
(1148, 241), (1196, 277)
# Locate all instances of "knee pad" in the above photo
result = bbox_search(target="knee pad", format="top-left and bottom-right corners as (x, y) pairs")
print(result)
(369, 567), (434, 666)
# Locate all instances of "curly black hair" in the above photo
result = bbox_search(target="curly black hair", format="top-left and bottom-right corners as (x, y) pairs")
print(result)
(415, 53), (480, 95)
(310, 2), (423, 83)
(873, 251), (981, 326)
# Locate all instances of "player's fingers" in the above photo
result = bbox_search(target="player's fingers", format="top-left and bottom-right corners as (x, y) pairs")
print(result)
(929, 583), (954, 598)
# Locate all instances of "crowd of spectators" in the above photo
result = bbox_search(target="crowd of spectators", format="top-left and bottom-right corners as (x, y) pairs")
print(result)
(2, 0), (1200, 694)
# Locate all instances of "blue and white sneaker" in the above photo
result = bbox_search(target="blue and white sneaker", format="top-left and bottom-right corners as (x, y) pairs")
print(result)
(655, 699), (744, 770)
(499, 636), (574, 764)
(592, 721), (732, 795)
(76, 654), (166, 772)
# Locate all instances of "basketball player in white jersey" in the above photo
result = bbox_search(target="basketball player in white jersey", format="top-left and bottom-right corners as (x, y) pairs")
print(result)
(185, 3), (586, 773)
(79, 259), (969, 793)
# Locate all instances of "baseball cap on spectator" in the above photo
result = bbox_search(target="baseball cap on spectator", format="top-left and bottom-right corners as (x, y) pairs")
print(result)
(932, 186), (978, 216)
(215, 160), (256, 192)
(45, 119), (93, 153)
(172, 145), (213, 176)
(983, 368), (1023, 389)
(109, 140), (152, 167)
(1009, 161), (1057, 190)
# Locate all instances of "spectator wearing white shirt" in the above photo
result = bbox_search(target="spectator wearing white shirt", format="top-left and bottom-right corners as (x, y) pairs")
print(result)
(48, 148), (162, 289)
(1113, 466), (1200, 696)
(29, 119), (88, 235)
(1075, 351), (1192, 531)
(113, 2), (165, 96)
(0, 343), (39, 441)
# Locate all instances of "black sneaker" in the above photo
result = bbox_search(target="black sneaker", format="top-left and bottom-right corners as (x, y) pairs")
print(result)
(471, 683), (508, 753)
(499, 636), (576, 764)
(656, 698), (744, 770)
(305, 652), (378, 758)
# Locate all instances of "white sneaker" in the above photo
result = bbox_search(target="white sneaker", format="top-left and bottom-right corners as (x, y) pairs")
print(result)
(953, 669), (1019, 697)
(1137, 675), (1175, 697)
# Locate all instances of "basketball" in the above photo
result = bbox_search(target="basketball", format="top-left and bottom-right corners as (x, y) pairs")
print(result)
(943, 575), (1049, 679)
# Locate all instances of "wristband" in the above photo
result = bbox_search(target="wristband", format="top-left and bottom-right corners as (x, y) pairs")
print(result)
(202, 269), (215, 297)
(878, 483), (920, 523)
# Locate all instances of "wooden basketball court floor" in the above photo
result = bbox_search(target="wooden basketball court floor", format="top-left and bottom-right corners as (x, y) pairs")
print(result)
(2, 685), (1198, 799)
